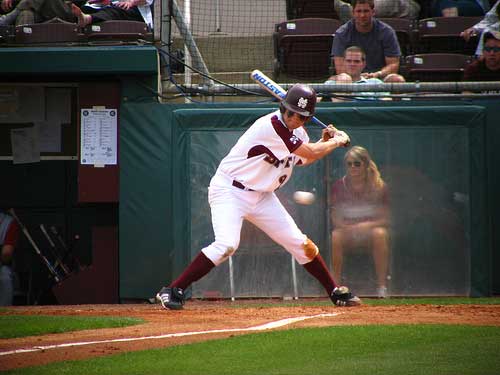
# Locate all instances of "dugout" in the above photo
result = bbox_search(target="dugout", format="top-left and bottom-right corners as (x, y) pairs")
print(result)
(0, 45), (158, 304)
(120, 99), (498, 300)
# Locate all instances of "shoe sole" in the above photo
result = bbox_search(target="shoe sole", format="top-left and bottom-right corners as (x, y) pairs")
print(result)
(335, 296), (362, 307)
(346, 296), (362, 306)
(155, 293), (184, 310)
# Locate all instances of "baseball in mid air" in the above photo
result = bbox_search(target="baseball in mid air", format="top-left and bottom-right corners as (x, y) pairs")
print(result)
(293, 191), (315, 205)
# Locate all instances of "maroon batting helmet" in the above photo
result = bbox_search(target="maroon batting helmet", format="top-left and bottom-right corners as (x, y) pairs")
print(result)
(281, 84), (317, 117)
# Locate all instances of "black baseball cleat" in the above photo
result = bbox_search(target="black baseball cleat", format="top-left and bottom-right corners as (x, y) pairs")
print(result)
(330, 286), (362, 307)
(156, 287), (185, 310)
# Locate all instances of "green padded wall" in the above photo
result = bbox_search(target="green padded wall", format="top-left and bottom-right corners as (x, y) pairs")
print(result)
(120, 101), (493, 299)
(119, 103), (174, 298)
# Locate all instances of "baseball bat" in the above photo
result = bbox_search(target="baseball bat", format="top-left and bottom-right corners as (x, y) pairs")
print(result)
(40, 224), (71, 276)
(250, 69), (327, 129)
(50, 225), (84, 271)
(250, 70), (350, 147)
(8, 209), (61, 283)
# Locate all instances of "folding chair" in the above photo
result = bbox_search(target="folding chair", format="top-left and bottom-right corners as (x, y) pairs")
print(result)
(378, 17), (417, 55)
(401, 53), (473, 82)
(14, 20), (83, 44)
(273, 18), (342, 80)
(286, 0), (340, 20)
(84, 20), (152, 44)
(416, 17), (482, 54)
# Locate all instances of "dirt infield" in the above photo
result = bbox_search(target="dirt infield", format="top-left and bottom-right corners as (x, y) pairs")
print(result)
(1, 300), (500, 371)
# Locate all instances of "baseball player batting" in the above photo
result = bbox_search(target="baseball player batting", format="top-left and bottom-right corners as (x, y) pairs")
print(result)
(156, 84), (361, 309)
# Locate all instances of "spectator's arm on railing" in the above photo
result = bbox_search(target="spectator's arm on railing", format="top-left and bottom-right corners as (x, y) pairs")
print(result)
(363, 56), (400, 79)
(333, 56), (346, 75)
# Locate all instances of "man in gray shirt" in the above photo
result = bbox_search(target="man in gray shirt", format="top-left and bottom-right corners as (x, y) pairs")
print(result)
(331, 0), (404, 81)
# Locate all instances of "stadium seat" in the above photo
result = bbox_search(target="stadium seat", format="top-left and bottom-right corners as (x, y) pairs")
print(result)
(14, 20), (83, 44)
(416, 17), (481, 54)
(273, 18), (342, 80)
(84, 20), (152, 44)
(401, 53), (473, 82)
(378, 18), (417, 55)
(286, 0), (340, 20)
(0, 25), (14, 44)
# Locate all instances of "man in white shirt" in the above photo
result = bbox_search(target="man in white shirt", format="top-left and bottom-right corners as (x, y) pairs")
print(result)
(156, 84), (361, 310)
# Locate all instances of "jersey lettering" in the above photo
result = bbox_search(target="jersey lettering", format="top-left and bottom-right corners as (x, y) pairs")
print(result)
(276, 174), (288, 190)
(248, 145), (295, 169)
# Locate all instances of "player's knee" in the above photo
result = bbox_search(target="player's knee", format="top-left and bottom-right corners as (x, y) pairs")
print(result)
(302, 238), (319, 261)
(331, 229), (344, 244)
(205, 241), (238, 265)
(371, 227), (388, 241)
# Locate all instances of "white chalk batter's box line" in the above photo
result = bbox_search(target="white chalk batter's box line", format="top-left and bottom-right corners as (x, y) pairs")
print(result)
(0, 313), (340, 356)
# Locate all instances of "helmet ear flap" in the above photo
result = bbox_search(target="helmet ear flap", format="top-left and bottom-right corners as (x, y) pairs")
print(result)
(279, 102), (286, 114)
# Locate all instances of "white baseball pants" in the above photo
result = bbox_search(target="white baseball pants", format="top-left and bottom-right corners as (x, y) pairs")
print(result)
(201, 173), (313, 265)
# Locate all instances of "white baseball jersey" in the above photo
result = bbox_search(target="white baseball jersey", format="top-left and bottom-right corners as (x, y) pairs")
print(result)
(215, 110), (309, 192)
(202, 110), (315, 266)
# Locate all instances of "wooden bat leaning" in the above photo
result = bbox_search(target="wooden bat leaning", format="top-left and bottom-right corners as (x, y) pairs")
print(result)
(250, 70), (350, 146)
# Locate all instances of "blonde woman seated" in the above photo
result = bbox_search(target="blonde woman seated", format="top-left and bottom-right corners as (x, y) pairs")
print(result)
(330, 146), (390, 298)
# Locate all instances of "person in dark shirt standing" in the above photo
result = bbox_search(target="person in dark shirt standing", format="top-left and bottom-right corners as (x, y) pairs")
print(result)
(331, 0), (404, 81)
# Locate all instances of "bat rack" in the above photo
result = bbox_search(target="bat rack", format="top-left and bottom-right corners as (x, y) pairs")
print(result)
(8, 209), (82, 295)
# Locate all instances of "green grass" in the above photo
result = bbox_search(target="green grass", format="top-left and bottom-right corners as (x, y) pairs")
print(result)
(0, 315), (144, 339)
(5, 324), (500, 375)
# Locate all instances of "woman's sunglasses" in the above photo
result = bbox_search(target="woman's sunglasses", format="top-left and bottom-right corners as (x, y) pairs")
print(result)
(484, 46), (500, 53)
(346, 161), (362, 167)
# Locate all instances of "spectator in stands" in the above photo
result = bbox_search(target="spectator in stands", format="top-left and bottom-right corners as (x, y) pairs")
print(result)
(331, 0), (403, 81)
(325, 46), (405, 101)
(1, 0), (16, 12)
(462, 0), (499, 41)
(431, 0), (490, 17)
(461, 0), (499, 55)
(0, 210), (20, 306)
(374, 0), (421, 19)
(0, 0), (19, 25)
(71, 0), (153, 29)
(4, 0), (152, 27)
(8, 0), (77, 25)
(464, 30), (500, 80)
(330, 146), (390, 298)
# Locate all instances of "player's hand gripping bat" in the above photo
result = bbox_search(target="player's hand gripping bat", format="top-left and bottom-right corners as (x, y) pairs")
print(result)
(250, 70), (350, 147)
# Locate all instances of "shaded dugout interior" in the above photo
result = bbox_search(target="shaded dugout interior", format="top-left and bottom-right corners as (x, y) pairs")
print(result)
(120, 101), (494, 300)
